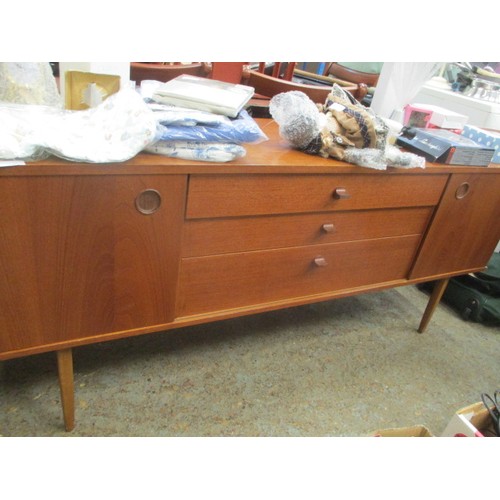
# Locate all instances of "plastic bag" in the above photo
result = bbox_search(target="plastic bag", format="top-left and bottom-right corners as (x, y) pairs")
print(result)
(142, 80), (232, 126)
(344, 144), (425, 170)
(145, 141), (246, 162)
(0, 62), (62, 108)
(269, 90), (324, 148)
(269, 87), (426, 170)
(0, 88), (158, 163)
(155, 109), (268, 144)
(0, 102), (58, 161)
(148, 102), (231, 127)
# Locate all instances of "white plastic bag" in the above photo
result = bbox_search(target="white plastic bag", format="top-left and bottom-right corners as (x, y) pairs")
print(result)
(0, 88), (158, 163)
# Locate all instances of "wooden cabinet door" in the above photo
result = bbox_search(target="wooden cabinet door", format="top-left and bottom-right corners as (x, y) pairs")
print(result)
(410, 173), (500, 280)
(0, 174), (186, 357)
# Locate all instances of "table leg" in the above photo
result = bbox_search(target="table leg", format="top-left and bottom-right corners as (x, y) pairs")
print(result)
(56, 348), (75, 431)
(418, 279), (450, 333)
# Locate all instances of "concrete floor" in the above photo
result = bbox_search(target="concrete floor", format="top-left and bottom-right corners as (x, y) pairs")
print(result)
(1, 285), (499, 437)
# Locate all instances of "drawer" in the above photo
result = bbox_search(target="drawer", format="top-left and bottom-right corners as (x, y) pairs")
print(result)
(182, 207), (433, 257)
(186, 174), (448, 219)
(177, 234), (421, 317)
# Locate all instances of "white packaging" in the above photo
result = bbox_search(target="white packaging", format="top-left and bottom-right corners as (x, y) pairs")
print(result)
(411, 103), (468, 129)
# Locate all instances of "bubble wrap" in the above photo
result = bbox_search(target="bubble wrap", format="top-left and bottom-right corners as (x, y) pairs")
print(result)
(269, 88), (426, 170)
(269, 91), (324, 148)
(343, 145), (425, 170)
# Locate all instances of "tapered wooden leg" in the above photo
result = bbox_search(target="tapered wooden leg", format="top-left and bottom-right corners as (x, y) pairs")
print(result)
(418, 279), (450, 333)
(56, 348), (75, 431)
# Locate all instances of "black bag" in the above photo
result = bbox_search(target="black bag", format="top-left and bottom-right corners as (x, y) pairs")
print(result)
(474, 251), (500, 296)
(420, 252), (500, 325)
(442, 275), (500, 324)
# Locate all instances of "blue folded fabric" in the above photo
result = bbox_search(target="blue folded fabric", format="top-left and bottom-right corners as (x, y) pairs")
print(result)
(155, 109), (267, 144)
(145, 141), (246, 162)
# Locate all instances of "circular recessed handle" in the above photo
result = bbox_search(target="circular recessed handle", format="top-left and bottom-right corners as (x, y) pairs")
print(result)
(314, 256), (328, 267)
(322, 223), (336, 233)
(333, 187), (350, 199)
(455, 182), (470, 200)
(135, 189), (162, 215)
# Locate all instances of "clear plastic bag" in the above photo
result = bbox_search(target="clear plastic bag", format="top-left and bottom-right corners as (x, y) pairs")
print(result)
(343, 145), (425, 170)
(0, 102), (57, 161)
(145, 141), (246, 162)
(0, 88), (158, 163)
(269, 88), (426, 170)
(155, 109), (268, 144)
(148, 102), (231, 127)
(269, 90), (324, 148)
(0, 62), (62, 108)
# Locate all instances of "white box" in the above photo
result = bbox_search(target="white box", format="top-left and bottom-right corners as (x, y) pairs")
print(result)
(414, 84), (500, 130)
(441, 402), (493, 437)
(411, 103), (468, 130)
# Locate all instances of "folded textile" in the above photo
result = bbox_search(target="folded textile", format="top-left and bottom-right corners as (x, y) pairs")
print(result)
(155, 109), (268, 144)
(145, 141), (246, 162)
(0, 88), (157, 163)
(147, 102), (230, 127)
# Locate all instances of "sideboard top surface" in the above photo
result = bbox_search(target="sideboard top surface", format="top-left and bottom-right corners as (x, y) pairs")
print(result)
(1, 119), (500, 177)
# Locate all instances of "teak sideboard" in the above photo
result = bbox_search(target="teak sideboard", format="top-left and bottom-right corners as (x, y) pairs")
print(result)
(1, 119), (500, 431)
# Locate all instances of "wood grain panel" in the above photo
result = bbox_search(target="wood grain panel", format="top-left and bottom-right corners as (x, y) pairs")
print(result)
(183, 207), (433, 257)
(177, 235), (421, 317)
(0, 175), (187, 355)
(186, 174), (447, 219)
(410, 173), (500, 279)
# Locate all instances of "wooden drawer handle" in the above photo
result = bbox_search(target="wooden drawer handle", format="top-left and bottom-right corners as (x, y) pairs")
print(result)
(314, 256), (328, 267)
(135, 189), (162, 215)
(455, 182), (470, 200)
(322, 223), (336, 233)
(333, 187), (350, 199)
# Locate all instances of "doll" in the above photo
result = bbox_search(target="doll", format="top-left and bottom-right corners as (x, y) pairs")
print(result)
(269, 84), (425, 170)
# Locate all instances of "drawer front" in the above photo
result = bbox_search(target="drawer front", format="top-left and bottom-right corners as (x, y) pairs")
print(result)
(183, 207), (433, 257)
(186, 174), (447, 219)
(177, 235), (421, 317)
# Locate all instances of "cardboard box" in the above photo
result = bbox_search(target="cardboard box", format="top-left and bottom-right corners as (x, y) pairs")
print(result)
(403, 104), (433, 128)
(64, 70), (121, 110)
(397, 128), (495, 166)
(404, 103), (468, 130)
(441, 401), (495, 437)
(372, 425), (434, 437)
(461, 125), (500, 164)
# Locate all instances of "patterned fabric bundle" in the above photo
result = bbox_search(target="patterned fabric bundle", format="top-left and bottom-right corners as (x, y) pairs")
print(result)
(145, 141), (246, 162)
(0, 88), (157, 163)
(146, 106), (267, 163)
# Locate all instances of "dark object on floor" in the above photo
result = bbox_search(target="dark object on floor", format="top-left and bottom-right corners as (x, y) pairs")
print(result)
(419, 252), (500, 325)
(481, 390), (500, 437)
